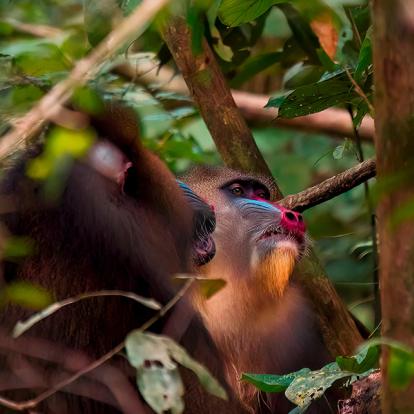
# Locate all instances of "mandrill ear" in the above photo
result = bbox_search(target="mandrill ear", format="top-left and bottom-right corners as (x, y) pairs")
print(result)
(177, 180), (216, 266)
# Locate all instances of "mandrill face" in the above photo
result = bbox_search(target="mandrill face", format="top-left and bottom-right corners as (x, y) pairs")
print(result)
(206, 180), (309, 298)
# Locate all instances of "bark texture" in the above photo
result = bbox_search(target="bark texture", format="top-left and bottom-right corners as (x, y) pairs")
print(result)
(279, 158), (376, 212)
(163, 18), (277, 191)
(372, 1), (414, 412)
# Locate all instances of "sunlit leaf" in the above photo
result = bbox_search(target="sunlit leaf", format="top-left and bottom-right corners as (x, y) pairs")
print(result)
(2, 281), (53, 310)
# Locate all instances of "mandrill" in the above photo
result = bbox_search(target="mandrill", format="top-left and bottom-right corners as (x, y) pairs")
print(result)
(183, 166), (332, 413)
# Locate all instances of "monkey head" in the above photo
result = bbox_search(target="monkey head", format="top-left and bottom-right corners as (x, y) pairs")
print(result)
(183, 166), (308, 298)
(87, 139), (216, 267)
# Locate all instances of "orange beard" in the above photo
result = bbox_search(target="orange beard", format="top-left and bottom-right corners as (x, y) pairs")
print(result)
(256, 246), (297, 298)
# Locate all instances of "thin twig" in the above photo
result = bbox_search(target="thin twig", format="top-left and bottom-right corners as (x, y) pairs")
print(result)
(279, 158), (376, 212)
(0, 0), (169, 161)
(348, 106), (380, 329)
(0, 279), (194, 411)
(345, 67), (374, 114)
(4, 19), (63, 38)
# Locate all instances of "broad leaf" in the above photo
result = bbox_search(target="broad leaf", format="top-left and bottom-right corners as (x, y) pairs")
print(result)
(231, 52), (282, 87)
(242, 369), (311, 393)
(285, 362), (350, 411)
(219, 0), (285, 27)
(276, 79), (354, 118)
(336, 345), (379, 374)
(354, 31), (372, 83)
(126, 331), (227, 413)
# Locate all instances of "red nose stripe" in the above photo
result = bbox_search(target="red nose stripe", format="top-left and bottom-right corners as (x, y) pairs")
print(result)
(273, 204), (306, 234)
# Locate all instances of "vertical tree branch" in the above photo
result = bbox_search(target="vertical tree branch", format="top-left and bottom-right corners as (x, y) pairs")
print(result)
(164, 17), (362, 357)
(372, 1), (414, 412)
(162, 18), (280, 197)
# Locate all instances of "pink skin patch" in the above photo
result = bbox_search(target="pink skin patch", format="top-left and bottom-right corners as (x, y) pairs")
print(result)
(274, 204), (306, 234)
(249, 195), (306, 236)
(88, 141), (132, 192)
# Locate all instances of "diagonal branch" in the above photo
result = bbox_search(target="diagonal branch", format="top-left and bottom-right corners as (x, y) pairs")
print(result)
(279, 158), (376, 212)
(0, 0), (169, 161)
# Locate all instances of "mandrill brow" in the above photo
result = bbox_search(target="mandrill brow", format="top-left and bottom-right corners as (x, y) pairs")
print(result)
(182, 166), (333, 414)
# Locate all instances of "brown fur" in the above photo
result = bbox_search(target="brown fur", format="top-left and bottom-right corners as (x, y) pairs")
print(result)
(0, 109), (246, 414)
(183, 166), (332, 413)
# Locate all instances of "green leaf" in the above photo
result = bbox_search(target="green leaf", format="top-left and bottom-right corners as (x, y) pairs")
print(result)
(187, 4), (205, 56)
(278, 79), (354, 118)
(125, 331), (227, 413)
(354, 31), (372, 84)
(3, 281), (53, 310)
(284, 65), (325, 89)
(167, 338), (227, 400)
(333, 144), (345, 160)
(242, 369), (311, 393)
(353, 99), (369, 128)
(27, 126), (96, 182)
(389, 348), (414, 390)
(72, 86), (105, 115)
(230, 52), (282, 87)
(218, 0), (285, 27)
(285, 362), (349, 410)
(174, 275), (226, 299)
(3, 236), (34, 261)
(266, 92), (291, 109)
(207, 0), (234, 62)
(357, 338), (414, 390)
(120, 0), (142, 15)
(336, 346), (379, 374)
(277, 3), (320, 65)
(14, 43), (70, 76)
(84, 0), (123, 46)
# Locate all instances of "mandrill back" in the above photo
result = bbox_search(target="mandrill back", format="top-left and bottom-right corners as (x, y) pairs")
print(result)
(183, 166), (332, 413)
(0, 109), (246, 414)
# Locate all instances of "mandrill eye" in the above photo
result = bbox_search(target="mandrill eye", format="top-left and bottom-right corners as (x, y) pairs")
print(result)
(256, 191), (266, 199)
(230, 186), (244, 196)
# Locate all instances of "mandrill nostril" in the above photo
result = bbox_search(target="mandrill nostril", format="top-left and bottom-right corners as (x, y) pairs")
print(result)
(285, 211), (296, 222)
(297, 214), (303, 222)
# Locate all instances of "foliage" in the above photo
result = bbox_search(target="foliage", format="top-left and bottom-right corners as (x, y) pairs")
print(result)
(244, 345), (378, 413)
(0, 0), (379, 409)
(126, 330), (227, 414)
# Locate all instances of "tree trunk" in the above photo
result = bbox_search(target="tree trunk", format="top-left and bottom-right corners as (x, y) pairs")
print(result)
(163, 17), (362, 358)
(372, 1), (414, 412)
